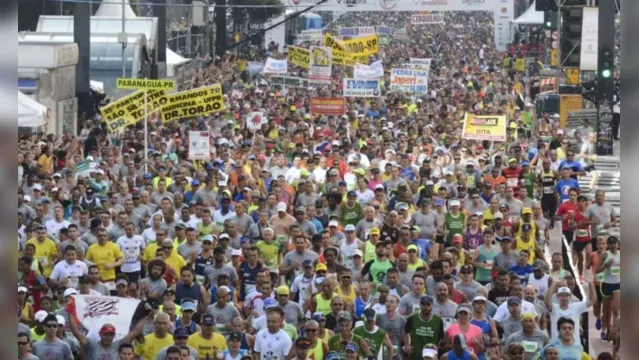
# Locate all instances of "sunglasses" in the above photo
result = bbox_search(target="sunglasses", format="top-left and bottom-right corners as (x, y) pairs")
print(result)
(18, 341), (29, 346)
(162, 246), (173, 250)
(510, 350), (524, 355)
(45, 324), (58, 329)
(305, 328), (318, 332)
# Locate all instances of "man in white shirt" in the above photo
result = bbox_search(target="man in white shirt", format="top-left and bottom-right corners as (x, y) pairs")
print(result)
(49, 245), (89, 291)
(254, 307), (293, 360)
(115, 222), (146, 284)
(45, 205), (71, 240)
(544, 280), (595, 344)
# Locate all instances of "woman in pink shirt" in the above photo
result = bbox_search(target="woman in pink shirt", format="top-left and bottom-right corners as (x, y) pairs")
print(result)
(445, 304), (485, 357)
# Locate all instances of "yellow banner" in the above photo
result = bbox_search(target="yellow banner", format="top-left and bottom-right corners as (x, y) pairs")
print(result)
(116, 78), (176, 90)
(565, 69), (580, 85)
(160, 84), (226, 123)
(324, 33), (379, 56)
(287, 46), (310, 69)
(100, 90), (167, 133)
(462, 113), (507, 141)
(332, 49), (369, 66)
(559, 95), (583, 129)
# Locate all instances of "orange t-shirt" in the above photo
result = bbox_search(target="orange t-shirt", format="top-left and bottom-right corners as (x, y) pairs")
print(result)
(483, 175), (507, 189)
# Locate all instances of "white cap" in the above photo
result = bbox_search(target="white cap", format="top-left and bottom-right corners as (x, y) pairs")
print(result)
(551, 113), (561, 118)
(375, 184), (385, 190)
(95, 169), (104, 175)
(33, 183), (42, 191)
(449, 199), (461, 207)
(218, 180), (228, 187)
(332, 140), (340, 146)
(53, 172), (62, 178)
(385, 149), (395, 155)
(344, 224), (356, 232)
(64, 288), (78, 297)
(35, 310), (48, 323)
(444, 169), (453, 176)
(422, 348), (437, 358)
(51, 187), (59, 193)
(354, 249), (363, 257)
(56, 315), (66, 326)
(426, 180), (434, 186)
(18, 286), (27, 293)
(86, 156), (94, 161)
(277, 202), (288, 212)
(23, 195), (31, 202)
(328, 220), (339, 227)
(465, 160), (475, 166)
(493, 212), (504, 219)
(557, 287), (572, 295)
(557, 129), (564, 135)
(231, 249), (243, 257)
(472, 295), (487, 302)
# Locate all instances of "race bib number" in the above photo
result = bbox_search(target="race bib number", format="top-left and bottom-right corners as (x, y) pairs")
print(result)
(611, 266), (620, 276)
(577, 229), (589, 237)
(543, 187), (554, 194)
(596, 273), (605, 282)
(522, 340), (538, 353)
(507, 178), (519, 187)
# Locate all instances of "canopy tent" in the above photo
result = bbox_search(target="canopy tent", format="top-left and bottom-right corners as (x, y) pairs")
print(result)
(93, 0), (189, 72)
(512, 1), (544, 25)
(18, 91), (48, 127)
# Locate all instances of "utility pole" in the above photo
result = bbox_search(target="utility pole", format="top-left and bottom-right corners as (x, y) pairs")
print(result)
(118, 0), (127, 78)
(595, 0), (616, 155)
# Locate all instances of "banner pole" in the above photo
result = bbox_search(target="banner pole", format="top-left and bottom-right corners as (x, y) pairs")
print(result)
(144, 77), (148, 173)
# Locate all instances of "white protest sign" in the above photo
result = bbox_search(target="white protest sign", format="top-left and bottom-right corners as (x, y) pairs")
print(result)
(263, 58), (288, 74)
(246, 112), (267, 131)
(309, 46), (332, 84)
(339, 26), (376, 38)
(409, 58), (432, 70)
(390, 68), (429, 94)
(411, 14), (445, 25)
(343, 78), (381, 97)
(188, 131), (211, 160)
(354, 60), (384, 79)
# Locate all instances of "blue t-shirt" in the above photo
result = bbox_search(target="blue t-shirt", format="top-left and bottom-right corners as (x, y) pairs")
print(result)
(508, 264), (534, 284)
(412, 239), (431, 261)
(555, 178), (580, 202)
(558, 160), (584, 179)
(540, 340), (583, 360)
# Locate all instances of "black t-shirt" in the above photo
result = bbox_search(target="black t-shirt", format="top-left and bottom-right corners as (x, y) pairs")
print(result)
(487, 287), (511, 307)
(381, 225), (399, 244)
(549, 139), (562, 150)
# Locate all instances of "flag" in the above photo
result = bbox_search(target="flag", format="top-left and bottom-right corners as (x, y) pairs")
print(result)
(67, 295), (142, 341)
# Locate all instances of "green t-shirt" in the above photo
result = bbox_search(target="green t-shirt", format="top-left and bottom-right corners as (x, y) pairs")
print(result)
(283, 323), (299, 342)
(341, 202), (363, 227)
(197, 222), (215, 236)
(405, 313), (444, 360)
(370, 259), (394, 284)
(256, 240), (282, 269)
(445, 212), (465, 244)
(329, 333), (367, 358)
(523, 172), (536, 198)
(354, 326), (387, 357)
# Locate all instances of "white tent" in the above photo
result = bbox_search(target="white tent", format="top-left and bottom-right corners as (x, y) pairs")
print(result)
(512, 1), (544, 25)
(18, 91), (48, 128)
(94, 0), (189, 72)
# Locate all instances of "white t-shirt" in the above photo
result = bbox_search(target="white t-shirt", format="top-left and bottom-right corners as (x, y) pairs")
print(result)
(116, 235), (146, 273)
(141, 228), (157, 245)
(45, 219), (71, 239)
(290, 275), (313, 306)
(493, 300), (538, 322)
(549, 301), (588, 344)
(356, 189), (375, 205)
(50, 261), (89, 289)
(254, 328), (293, 360)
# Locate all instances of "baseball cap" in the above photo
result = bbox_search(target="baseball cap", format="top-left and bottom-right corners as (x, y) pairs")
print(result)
(449, 199), (461, 207)
(499, 236), (512, 242)
(316, 263), (328, 272)
(276, 285), (290, 295)
(493, 212), (504, 219)
(456, 304), (472, 314)
(347, 190), (357, 198)
(18, 286), (27, 293)
(99, 324), (116, 334)
(277, 202), (287, 212)
(181, 301), (197, 312)
(302, 260), (313, 268)
(521, 207), (533, 215)
(507, 296), (521, 305)
(56, 315), (66, 326)
(231, 249), (243, 257)
(472, 295), (487, 303)
(353, 249), (363, 258)
(434, 198), (445, 207)
(420, 295), (434, 305)
(174, 327), (190, 339)
(557, 287), (572, 295)
(201, 314), (215, 325)
(213, 246), (226, 254)
(344, 224), (356, 232)
(201, 235), (214, 243)
(296, 336), (312, 348)
(345, 342), (359, 353)
(337, 310), (352, 322)
(328, 220), (339, 228)
(422, 348), (437, 358)
(369, 228), (380, 236)
(397, 202), (409, 211)
(407, 244), (419, 252)
(35, 310), (48, 323)
(263, 297), (278, 309)
(228, 332), (243, 341)
(63, 288), (77, 297)
(312, 312), (325, 321)
(116, 278), (128, 287)
(362, 308), (376, 321)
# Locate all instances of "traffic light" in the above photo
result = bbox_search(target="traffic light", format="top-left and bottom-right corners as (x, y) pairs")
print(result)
(560, 7), (583, 68)
(600, 44), (613, 78)
(544, 11), (557, 29)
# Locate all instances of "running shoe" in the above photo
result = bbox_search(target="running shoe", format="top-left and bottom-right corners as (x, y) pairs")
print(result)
(601, 331), (607, 341)
(596, 318), (602, 330)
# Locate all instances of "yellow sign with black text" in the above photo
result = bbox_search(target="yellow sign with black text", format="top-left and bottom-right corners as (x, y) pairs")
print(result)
(325, 33), (379, 56)
(116, 78), (176, 90)
(100, 90), (167, 133)
(160, 84), (226, 123)
(565, 69), (580, 85)
(462, 113), (507, 141)
(287, 46), (310, 69)
(559, 94), (583, 129)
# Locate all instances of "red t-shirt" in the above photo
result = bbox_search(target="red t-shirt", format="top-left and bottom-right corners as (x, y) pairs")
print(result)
(556, 201), (580, 230)
(574, 211), (591, 243)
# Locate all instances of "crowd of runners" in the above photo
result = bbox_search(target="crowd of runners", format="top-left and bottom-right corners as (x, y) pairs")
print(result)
(17, 10), (620, 360)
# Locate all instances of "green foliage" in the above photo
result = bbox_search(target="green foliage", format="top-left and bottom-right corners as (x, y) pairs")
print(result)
(228, 0), (284, 25)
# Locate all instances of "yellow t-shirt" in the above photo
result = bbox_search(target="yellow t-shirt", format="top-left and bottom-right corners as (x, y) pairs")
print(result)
(256, 240), (281, 268)
(86, 242), (124, 281)
(37, 155), (52, 174)
(165, 252), (187, 275)
(26, 238), (58, 277)
(142, 242), (160, 264)
(515, 236), (535, 265)
(187, 332), (228, 360)
(407, 258), (426, 271)
(135, 333), (174, 360)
